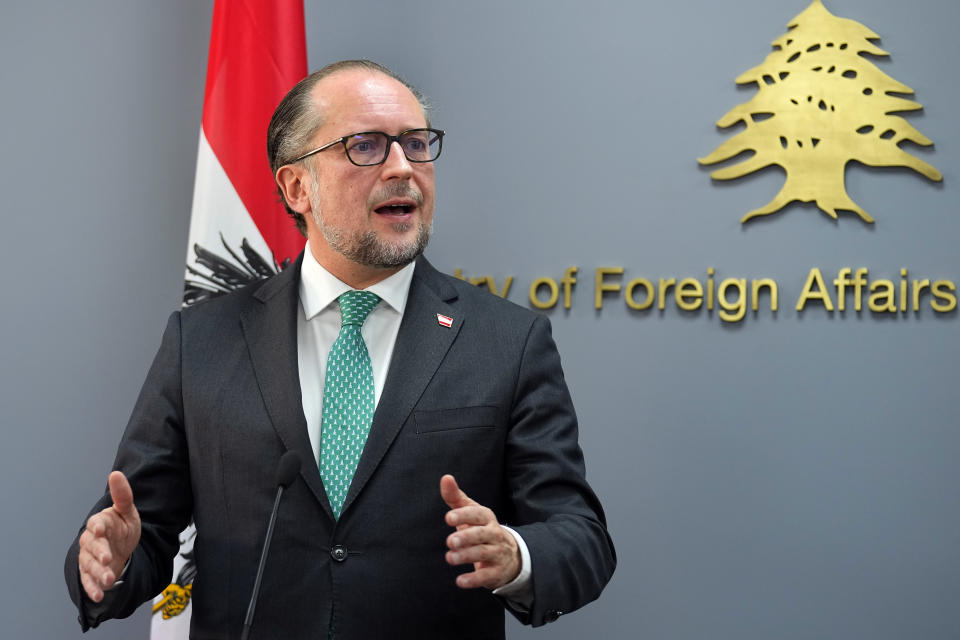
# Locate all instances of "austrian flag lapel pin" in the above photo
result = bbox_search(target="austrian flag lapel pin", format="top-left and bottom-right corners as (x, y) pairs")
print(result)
(436, 313), (453, 328)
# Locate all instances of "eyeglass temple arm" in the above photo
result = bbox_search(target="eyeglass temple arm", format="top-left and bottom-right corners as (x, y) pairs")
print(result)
(291, 138), (342, 163)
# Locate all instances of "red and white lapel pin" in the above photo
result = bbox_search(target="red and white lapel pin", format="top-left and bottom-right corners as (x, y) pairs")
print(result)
(436, 313), (453, 328)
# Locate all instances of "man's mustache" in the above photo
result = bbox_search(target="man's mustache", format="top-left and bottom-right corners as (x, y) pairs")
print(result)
(369, 183), (424, 208)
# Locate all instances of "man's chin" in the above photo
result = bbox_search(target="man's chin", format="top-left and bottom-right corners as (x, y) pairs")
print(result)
(336, 225), (431, 270)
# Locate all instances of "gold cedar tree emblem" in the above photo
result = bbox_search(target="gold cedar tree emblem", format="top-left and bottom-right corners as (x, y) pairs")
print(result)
(699, 0), (942, 223)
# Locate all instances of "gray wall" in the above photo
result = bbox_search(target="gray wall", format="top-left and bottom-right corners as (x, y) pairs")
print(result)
(3, 1), (958, 638)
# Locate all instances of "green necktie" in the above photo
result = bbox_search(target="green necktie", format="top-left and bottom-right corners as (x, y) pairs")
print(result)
(319, 290), (381, 519)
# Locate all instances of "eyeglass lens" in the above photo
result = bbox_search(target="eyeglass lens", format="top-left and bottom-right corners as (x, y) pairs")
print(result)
(343, 130), (441, 165)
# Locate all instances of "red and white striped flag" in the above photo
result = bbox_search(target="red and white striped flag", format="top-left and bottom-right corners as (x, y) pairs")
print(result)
(182, 0), (307, 306)
(152, 1), (306, 636)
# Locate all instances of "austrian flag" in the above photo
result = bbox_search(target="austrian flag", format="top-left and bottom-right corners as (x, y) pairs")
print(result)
(437, 314), (453, 328)
(153, 1), (306, 639)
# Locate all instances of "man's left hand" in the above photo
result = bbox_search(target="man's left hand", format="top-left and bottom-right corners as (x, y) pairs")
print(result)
(440, 474), (520, 590)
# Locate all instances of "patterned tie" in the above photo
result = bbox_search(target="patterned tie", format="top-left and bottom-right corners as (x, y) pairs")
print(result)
(319, 290), (381, 519)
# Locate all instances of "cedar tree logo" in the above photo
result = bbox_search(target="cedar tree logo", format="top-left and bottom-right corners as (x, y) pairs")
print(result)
(699, 0), (942, 224)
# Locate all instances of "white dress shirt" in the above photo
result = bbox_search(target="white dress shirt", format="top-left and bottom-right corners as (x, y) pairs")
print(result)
(295, 242), (532, 606)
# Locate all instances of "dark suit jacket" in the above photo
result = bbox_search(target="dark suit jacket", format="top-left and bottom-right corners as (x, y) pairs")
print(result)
(66, 255), (615, 639)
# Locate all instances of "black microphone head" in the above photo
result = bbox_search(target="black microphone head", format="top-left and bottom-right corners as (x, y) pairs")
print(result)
(275, 451), (301, 488)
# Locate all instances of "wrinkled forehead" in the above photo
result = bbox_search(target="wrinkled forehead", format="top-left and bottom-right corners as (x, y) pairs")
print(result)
(311, 70), (427, 132)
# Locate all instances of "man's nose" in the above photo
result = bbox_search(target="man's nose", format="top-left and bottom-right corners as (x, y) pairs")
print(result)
(381, 141), (414, 179)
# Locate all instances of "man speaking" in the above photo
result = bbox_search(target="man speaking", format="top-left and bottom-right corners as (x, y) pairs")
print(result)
(66, 60), (615, 639)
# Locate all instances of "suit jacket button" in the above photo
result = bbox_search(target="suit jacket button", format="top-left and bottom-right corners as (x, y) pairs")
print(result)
(330, 545), (347, 562)
(544, 609), (562, 623)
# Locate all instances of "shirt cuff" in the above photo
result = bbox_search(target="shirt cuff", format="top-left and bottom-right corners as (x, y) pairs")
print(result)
(491, 525), (533, 610)
(105, 557), (131, 591)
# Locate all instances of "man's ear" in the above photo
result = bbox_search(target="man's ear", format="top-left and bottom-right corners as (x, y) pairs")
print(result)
(276, 165), (312, 214)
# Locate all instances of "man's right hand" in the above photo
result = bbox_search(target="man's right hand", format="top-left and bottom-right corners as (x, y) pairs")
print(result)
(78, 471), (141, 602)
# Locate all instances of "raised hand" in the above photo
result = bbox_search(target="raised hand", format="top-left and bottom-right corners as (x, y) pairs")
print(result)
(440, 474), (520, 590)
(77, 471), (141, 602)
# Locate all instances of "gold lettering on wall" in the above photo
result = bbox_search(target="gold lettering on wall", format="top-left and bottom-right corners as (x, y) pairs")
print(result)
(453, 266), (957, 319)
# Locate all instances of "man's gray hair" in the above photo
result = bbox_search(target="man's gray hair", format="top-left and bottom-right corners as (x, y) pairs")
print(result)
(267, 59), (431, 237)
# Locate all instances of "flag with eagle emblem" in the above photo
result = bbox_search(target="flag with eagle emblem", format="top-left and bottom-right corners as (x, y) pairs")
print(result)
(151, 1), (306, 637)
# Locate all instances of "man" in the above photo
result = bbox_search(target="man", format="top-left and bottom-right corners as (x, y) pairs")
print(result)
(67, 60), (615, 638)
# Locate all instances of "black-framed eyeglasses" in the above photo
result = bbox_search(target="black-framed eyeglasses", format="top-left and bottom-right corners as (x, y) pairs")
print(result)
(292, 128), (444, 166)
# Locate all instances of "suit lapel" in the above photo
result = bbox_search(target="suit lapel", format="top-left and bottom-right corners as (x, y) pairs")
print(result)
(240, 253), (335, 519)
(341, 257), (462, 515)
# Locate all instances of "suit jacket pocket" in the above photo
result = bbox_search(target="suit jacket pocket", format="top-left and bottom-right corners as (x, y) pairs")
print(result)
(414, 406), (499, 434)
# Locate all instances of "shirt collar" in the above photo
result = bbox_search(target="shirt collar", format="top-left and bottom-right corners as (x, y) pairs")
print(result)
(298, 241), (417, 320)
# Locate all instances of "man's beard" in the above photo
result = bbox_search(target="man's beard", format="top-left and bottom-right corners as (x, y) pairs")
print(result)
(309, 182), (431, 269)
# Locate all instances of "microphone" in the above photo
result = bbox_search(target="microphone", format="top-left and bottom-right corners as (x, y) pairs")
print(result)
(240, 451), (301, 640)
